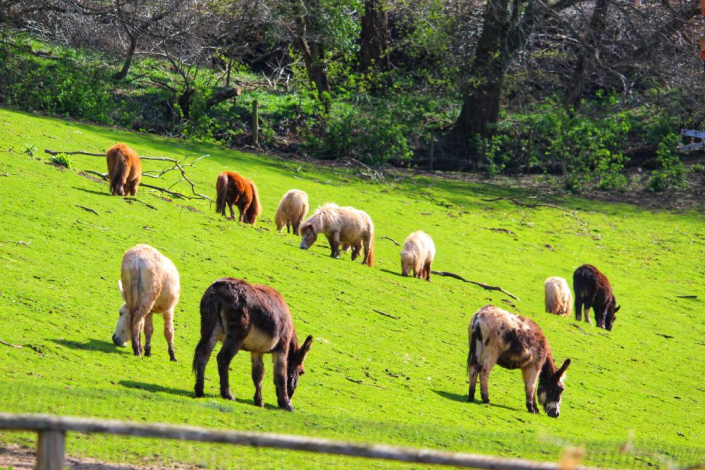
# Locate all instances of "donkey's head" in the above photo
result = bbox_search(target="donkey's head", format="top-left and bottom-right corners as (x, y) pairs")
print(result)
(604, 296), (620, 331)
(112, 280), (130, 346)
(299, 224), (318, 250)
(287, 335), (313, 398)
(537, 358), (570, 418)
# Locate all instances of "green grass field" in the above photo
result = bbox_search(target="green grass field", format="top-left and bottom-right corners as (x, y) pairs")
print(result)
(0, 108), (703, 469)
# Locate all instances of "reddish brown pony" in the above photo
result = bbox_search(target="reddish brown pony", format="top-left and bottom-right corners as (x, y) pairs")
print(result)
(215, 171), (262, 224)
(107, 143), (142, 196)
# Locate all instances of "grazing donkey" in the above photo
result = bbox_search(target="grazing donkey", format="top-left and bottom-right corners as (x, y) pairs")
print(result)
(106, 143), (142, 196)
(468, 305), (571, 418)
(275, 189), (309, 235)
(215, 171), (262, 224)
(299, 203), (375, 267)
(400, 231), (436, 281)
(113, 244), (180, 361)
(193, 278), (313, 411)
(573, 264), (620, 331)
(544, 277), (573, 317)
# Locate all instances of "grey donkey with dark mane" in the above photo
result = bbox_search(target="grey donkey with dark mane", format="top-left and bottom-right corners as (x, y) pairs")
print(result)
(193, 278), (313, 411)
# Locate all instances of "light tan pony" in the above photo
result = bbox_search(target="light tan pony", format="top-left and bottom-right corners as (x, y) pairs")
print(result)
(544, 276), (573, 317)
(400, 231), (435, 281)
(275, 189), (309, 235)
(299, 203), (374, 267)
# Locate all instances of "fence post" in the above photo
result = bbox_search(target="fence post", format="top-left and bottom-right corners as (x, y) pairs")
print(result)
(429, 137), (435, 171)
(252, 100), (259, 147)
(36, 429), (65, 470)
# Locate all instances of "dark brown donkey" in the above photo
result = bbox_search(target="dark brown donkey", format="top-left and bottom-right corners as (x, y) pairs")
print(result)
(193, 278), (313, 411)
(573, 264), (620, 331)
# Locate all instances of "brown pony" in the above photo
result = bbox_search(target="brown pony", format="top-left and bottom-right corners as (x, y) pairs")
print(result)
(193, 278), (313, 411)
(215, 171), (262, 224)
(299, 203), (374, 267)
(106, 143), (142, 196)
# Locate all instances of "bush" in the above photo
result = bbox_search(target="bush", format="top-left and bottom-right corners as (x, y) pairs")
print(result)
(50, 153), (72, 169)
(647, 133), (688, 192)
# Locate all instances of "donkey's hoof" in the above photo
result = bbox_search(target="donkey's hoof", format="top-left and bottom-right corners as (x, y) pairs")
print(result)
(482, 397), (490, 404)
(194, 391), (205, 398)
(170, 355), (178, 362)
(468, 396), (474, 403)
(221, 391), (234, 401)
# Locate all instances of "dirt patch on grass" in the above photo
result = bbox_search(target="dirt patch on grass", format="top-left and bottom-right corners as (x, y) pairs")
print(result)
(0, 444), (198, 470)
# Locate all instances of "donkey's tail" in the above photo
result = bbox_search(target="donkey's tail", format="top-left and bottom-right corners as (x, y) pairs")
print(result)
(246, 181), (262, 224)
(215, 173), (229, 216)
(193, 285), (222, 374)
(109, 151), (126, 195)
(467, 322), (482, 375)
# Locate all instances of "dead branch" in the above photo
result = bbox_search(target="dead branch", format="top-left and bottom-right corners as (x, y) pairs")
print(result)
(0, 339), (21, 349)
(76, 205), (99, 215)
(431, 271), (520, 301)
(344, 377), (363, 384)
(292, 175), (340, 186)
(381, 236), (401, 246)
(676, 295), (697, 299)
(484, 228), (517, 236)
(373, 309), (400, 320)
(45, 149), (212, 201)
(481, 197), (575, 214)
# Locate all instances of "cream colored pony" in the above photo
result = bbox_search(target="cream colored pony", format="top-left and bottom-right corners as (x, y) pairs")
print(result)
(400, 231), (435, 281)
(544, 276), (573, 317)
(113, 244), (180, 361)
(275, 189), (309, 235)
(299, 203), (374, 267)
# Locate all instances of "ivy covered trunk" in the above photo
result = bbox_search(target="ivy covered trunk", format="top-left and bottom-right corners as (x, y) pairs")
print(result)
(360, 0), (392, 89)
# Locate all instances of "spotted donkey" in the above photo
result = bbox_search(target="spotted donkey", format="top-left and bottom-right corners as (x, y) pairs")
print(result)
(467, 305), (571, 418)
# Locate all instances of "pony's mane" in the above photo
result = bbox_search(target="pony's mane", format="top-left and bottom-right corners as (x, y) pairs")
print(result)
(303, 203), (339, 234)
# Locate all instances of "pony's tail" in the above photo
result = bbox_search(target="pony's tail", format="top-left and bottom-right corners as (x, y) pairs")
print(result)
(215, 173), (228, 216)
(246, 181), (262, 224)
(109, 152), (126, 195)
(364, 233), (375, 267)
(193, 287), (222, 374)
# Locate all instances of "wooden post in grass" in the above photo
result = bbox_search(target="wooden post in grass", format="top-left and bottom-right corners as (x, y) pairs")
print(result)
(36, 429), (65, 470)
(429, 137), (435, 171)
(252, 100), (259, 147)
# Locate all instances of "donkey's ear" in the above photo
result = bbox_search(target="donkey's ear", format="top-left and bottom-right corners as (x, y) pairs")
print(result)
(555, 358), (571, 380)
(299, 335), (313, 362)
(614, 305), (621, 313)
(118, 280), (126, 301)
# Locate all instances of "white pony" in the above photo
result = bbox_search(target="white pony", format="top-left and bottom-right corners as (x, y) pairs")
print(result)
(400, 231), (435, 281)
(275, 189), (309, 235)
(544, 276), (573, 317)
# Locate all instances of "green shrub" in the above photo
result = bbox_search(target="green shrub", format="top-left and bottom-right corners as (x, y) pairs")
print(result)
(647, 133), (688, 192)
(50, 153), (72, 169)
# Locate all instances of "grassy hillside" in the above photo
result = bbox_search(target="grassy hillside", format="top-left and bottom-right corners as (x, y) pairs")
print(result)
(0, 108), (703, 469)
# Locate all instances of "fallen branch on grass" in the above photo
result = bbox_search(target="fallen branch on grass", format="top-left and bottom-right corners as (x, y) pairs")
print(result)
(431, 271), (520, 301)
(373, 309), (400, 320)
(676, 295), (697, 299)
(75, 205), (98, 216)
(381, 236), (401, 246)
(481, 197), (575, 214)
(484, 228), (517, 236)
(45, 149), (213, 201)
(0, 339), (21, 349)
(292, 175), (340, 186)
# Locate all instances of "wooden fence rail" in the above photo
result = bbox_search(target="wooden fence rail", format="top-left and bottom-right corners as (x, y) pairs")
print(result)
(0, 413), (593, 470)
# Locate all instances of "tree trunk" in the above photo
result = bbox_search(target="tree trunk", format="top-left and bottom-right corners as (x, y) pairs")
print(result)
(448, 0), (513, 144)
(360, 0), (392, 89)
(563, 0), (610, 110)
(115, 35), (137, 80)
(296, 36), (331, 107)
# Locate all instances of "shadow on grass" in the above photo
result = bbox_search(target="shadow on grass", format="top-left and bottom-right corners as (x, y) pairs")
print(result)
(51, 338), (127, 354)
(380, 268), (404, 278)
(72, 187), (110, 197)
(432, 389), (520, 412)
(119, 381), (280, 409)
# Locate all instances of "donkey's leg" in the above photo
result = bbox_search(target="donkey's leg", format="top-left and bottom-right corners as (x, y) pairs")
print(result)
(216, 333), (245, 400)
(143, 313), (154, 357)
(273, 350), (294, 411)
(424, 261), (432, 281)
(584, 299), (594, 325)
(479, 357), (497, 404)
(468, 365), (480, 402)
(251, 353), (265, 407)
(327, 231), (341, 258)
(162, 308), (177, 362)
(286, 223), (291, 234)
(522, 367), (540, 414)
(575, 297), (582, 322)
(130, 300), (153, 357)
(194, 323), (223, 398)
(351, 241), (361, 261)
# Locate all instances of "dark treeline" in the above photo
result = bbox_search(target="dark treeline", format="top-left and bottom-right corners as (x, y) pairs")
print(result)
(1, 0), (704, 192)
